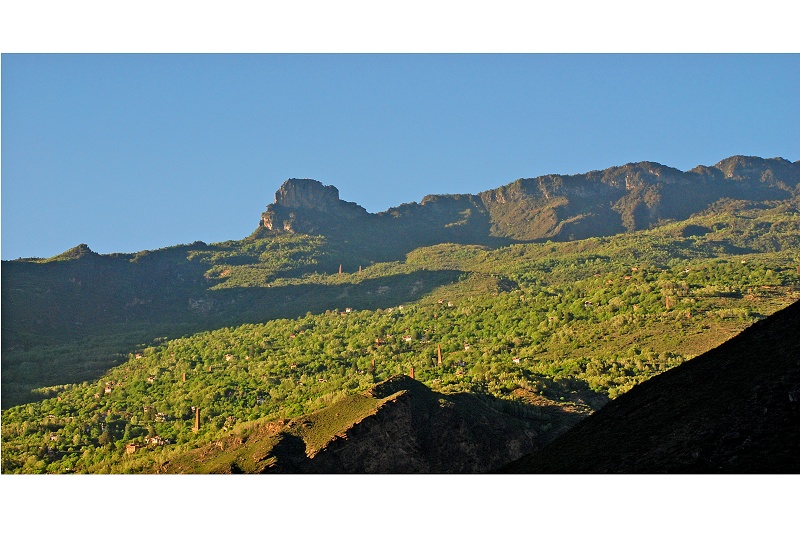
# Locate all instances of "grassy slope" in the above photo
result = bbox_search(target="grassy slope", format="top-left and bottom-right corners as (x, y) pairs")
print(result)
(161, 391), (392, 474)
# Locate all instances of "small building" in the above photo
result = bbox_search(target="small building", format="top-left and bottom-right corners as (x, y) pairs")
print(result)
(125, 443), (142, 454)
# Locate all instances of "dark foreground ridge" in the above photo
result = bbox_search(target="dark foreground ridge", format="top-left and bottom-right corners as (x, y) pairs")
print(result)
(497, 299), (800, 473)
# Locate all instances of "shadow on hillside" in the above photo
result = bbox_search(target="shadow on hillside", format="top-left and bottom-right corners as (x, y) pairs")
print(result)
(1, 270), (464, 409)
(202, 269), (465, 325)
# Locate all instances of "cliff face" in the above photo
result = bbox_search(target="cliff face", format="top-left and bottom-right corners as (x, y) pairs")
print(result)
(257, 156), (800, 248)
(260, 178), (371, 234)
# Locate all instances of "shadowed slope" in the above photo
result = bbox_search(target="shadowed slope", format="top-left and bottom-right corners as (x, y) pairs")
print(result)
(498, 299), (800, 473)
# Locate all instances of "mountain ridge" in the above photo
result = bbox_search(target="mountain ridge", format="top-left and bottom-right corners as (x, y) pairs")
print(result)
(256, 155), (800, 250)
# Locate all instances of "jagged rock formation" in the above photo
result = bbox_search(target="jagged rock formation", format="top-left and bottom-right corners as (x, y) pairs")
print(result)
(260, 179), (371, 234)
(497, 299), (800, 474)
(160, 375), (556, 474)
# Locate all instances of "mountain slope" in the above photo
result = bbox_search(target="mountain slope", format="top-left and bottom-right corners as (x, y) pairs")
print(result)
(497, 299), (800, 473)
(3, 155), (799, 409)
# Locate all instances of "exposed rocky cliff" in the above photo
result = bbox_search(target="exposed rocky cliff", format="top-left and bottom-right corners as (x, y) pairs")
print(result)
(260, 178), (371, 234)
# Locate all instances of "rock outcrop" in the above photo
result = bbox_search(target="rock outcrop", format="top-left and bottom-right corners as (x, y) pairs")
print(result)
(260, 178), (370, 234)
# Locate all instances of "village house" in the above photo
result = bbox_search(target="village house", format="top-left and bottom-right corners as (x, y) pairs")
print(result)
(125, 443), (142, 454)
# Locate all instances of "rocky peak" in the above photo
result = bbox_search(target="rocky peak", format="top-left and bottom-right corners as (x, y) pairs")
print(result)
(273, 179), (343, 212)
(260, 179), (370, 234)
(51, 243), (99, 261)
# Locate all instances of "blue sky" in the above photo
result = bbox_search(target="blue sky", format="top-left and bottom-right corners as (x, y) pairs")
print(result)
(2, 53), (798, 260)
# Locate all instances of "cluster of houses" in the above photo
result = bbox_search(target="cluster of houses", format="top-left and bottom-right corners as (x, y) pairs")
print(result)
(125, 435), (171, 454)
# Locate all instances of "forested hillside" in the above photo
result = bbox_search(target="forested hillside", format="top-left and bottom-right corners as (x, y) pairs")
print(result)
(2, 155), (799, 473)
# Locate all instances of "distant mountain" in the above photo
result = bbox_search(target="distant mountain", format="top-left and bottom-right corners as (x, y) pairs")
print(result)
(257, 156), (800, 256)
(497, 299), (800, 473)
(158, 375), (569, 474)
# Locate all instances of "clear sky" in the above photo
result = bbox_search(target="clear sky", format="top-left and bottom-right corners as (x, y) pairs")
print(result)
(2, 53), (798, 260)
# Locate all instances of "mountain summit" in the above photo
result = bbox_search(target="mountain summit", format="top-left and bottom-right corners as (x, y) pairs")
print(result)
(260, 178), (370, 234)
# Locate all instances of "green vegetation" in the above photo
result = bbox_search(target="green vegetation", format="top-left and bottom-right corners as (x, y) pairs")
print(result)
(3, 199), (799, 473)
